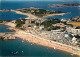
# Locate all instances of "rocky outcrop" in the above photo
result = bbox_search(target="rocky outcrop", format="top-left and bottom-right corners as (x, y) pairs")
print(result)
(0, 33), (15, 40)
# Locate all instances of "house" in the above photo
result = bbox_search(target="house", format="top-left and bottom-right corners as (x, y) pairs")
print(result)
(61, 19), (67, 22)
(39, 25), (44, 30)
(71, 29), (80, 34)
(52, 23), (67, 28)
(72, 37), (78, 44)
(51, 30), (61, 34)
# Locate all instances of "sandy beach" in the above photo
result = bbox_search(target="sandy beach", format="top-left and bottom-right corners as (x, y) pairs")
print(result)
(0, 9), (67, 19)
(0, 9), (80, 56)
(11, 10), (67, 19)
(42, 13), (67, 18)
(1, 22), (80, 56)
(13, 30), (80, 56)
(11, 10), (39, 19)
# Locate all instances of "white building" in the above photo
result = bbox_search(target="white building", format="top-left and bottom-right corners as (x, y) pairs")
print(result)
(39, 25), (44, 30)
(64, 34), (69, 38)
(51, 30), (61, 34)
(71, 29), (80, 34)
(61, 19), (67, 22)
(66, 26), (72, 32)
(72, 37), (78, 44)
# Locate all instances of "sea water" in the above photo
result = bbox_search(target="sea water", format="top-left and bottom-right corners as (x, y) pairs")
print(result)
(0, 1), (80, 20)
(0, 1), (80, 57)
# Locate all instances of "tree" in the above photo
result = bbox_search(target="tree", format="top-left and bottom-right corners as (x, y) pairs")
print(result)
(15, 19), (25, 28)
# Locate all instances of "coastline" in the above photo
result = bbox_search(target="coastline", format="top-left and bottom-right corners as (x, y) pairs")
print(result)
(0, 9), (80, 56)
(13, 30), (80, 56)
(11, 10), (39, 19)
(11, 10), (67, 19)
(41, 13), (67, 19)
(2, 22), (80, 56)
(0, 9), (67, 19)
(0, 1), (80, 57)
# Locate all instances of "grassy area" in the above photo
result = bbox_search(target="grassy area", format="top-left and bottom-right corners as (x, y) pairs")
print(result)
(17, 8), (64, 17)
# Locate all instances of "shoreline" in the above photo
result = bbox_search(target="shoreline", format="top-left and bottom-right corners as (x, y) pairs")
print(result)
(13, 30), (80, 56)
(0, 22), (80, 56)
(41, 13), (67, 19)
(0, 9), (68, 19)
(2, 22), (80, 56)
(11, 10), (67, 19)
(11, 10), (39, 19)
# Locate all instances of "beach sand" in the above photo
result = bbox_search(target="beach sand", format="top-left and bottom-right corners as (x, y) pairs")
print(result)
(13, 29), (80, 56)
(0, 10), (80, 56)
(3, 22), (80, 56)
(11, 10), (67, 19)
(42, 13), (67, 18)
(11, 10), (39, 19)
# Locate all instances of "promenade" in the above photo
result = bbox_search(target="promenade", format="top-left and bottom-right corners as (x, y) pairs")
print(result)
(13, 30), (80, 56)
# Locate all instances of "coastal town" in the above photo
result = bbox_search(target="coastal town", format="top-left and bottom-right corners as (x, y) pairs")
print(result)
(0, 7), (80, 56)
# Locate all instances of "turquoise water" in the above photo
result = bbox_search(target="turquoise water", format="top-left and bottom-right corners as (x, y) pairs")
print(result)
(0, 34), (79, 57)
(0, 1), (80, 20)
(0, 25), (11, 32)
(0, 11), (28, 20)
(0, 1), (80, 57)
(0, 25), (79, 57)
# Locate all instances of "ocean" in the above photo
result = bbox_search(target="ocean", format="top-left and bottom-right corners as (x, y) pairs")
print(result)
(0, 25), (79, 57)
(0, 1), (80, 57)
(0, 1), (80, 20)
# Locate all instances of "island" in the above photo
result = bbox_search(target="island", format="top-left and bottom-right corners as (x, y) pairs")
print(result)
(49, 4), (80, 8)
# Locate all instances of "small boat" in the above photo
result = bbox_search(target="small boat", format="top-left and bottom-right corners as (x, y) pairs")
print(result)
(14, 51), (18, 55)
(22, 40), (24, 43)
(22, 51), (24, 54)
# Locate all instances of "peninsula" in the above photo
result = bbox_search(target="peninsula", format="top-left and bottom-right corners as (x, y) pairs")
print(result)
(0, 7), (67, 19)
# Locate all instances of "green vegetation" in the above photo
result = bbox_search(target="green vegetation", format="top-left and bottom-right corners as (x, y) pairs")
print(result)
(15, 19), (25, 28)
(48, 26), (60, 31)
(63, 4), (80, 7)
(17, 8), (64, 17)
(76, 26), (80, 29)
(75, 35), (80, 39)
(41, 18), (61, 31)
(41, 18), (60, 27)
(0, 20), (11, 23)
(40, 18), (72, 31)
(0, 20), (3, 23)
(28, 25), (31, 27)
(5, 20), (12, 22)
